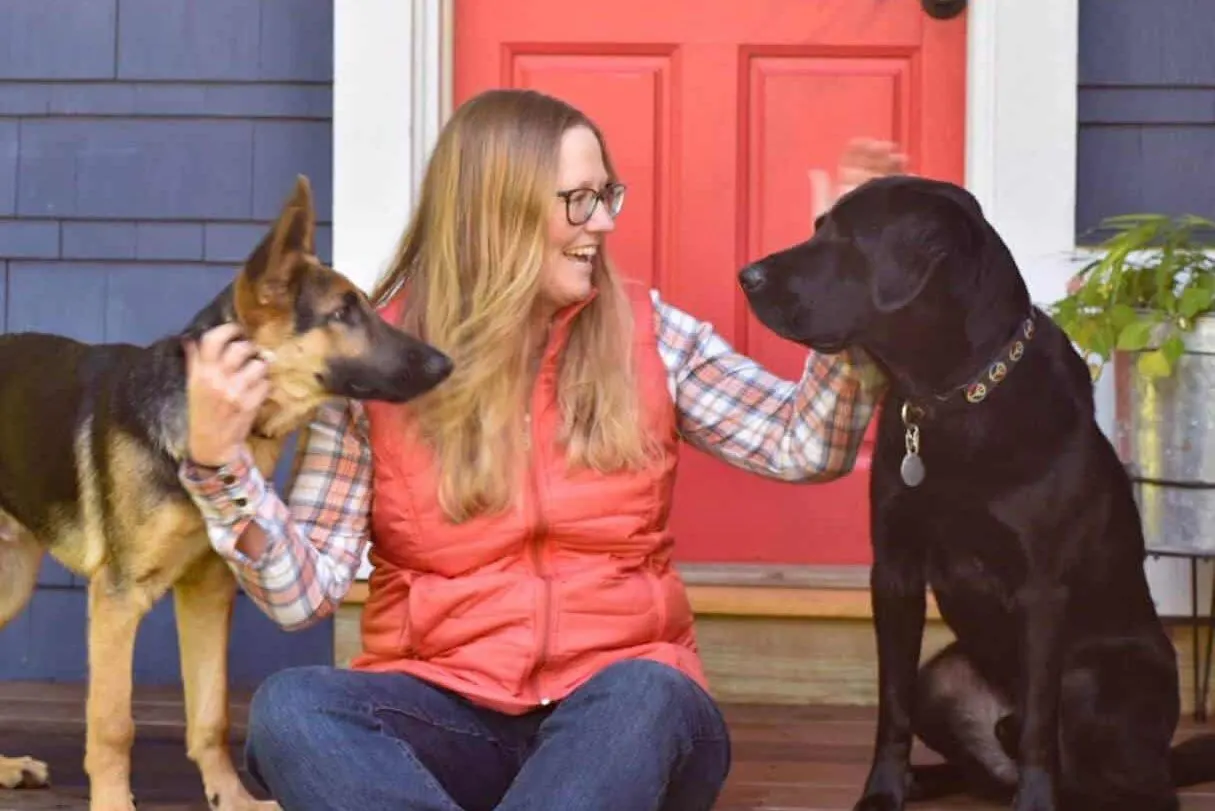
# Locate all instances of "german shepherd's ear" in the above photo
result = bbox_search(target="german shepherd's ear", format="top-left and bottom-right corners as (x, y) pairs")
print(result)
(235, 175), (316, 318)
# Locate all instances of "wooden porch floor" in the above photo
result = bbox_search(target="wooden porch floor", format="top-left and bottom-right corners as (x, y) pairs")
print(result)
(3, 682), (1215, 810)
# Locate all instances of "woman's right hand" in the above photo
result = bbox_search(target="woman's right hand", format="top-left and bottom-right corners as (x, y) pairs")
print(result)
(184, 323), (271, 469)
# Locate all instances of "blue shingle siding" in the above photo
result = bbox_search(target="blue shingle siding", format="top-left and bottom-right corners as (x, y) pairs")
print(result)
(0, 1), (119, 81)
(116, 0), (333, 83)
(1076, 0), (1215, 241)
(0, 0), (335, 685)
(0, 221), (59, 259)
(0, 120), (15, 215)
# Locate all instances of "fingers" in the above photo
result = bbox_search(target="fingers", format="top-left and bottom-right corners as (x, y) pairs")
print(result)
(841, 137), (908, 179)
(229, 354), (269, 396)
(184, 322), (271, 411)
(196, 323), (246, 364)
(220, 338), (262, 376)
(187, 323), (268, 377)
(243, 377), (272, 411)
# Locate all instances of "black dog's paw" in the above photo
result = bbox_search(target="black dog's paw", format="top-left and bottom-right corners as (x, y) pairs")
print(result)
(852, 765), (906, 811)
(1012, 767), (1057, 811)
(852, 793), (903, 811)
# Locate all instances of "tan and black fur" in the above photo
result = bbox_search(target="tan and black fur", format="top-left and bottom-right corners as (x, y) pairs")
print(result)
(0, 176), (452, 810)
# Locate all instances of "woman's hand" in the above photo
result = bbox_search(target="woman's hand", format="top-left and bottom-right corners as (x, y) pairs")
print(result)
(837, 137), (908, 192)
(184, 323), (271, 468)
(811, 137), (909, 219)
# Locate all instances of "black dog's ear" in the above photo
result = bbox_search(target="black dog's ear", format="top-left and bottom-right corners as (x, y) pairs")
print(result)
(870, 248), (943, 313)
(863, 184), (983, 313)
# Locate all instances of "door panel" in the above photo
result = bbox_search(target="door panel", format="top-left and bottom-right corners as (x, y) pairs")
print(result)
(455, 0), (967, 564)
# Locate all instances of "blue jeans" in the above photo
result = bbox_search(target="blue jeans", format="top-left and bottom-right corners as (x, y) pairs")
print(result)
(244, 658), (731, 811)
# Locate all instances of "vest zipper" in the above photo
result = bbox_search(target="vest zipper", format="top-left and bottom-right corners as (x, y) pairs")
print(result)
(525, 409), (554, 706)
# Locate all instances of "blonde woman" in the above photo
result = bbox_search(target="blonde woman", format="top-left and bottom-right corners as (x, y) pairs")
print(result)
(180, 89), (899, 810)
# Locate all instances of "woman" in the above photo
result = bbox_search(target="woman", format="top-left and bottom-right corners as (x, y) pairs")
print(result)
(180, 89), (897, 810)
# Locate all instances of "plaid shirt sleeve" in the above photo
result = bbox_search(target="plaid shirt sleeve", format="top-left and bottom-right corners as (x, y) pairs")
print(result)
(177, 399), (372, 631)
(651, 288), (887, 482)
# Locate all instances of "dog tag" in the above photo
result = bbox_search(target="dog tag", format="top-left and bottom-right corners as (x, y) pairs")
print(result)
(899, 404), (926, 487)
(900, 452), (926, 487)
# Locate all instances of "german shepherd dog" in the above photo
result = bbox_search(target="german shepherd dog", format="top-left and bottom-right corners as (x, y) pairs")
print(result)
(0, 176), (453, 810)
(739, 175), (1215, 811)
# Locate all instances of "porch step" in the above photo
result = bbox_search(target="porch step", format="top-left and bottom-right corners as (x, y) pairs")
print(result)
(335, 565), (1211, 714)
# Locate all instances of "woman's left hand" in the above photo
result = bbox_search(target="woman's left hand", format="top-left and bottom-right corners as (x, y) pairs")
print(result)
(837, 137), (908, 193)
(811, 138), (908, 219)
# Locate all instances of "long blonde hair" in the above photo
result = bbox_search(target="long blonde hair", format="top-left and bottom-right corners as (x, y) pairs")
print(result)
(371, 89), (658, 522)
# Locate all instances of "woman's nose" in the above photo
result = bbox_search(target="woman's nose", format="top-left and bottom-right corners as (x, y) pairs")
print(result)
(585, 200), (617, 233)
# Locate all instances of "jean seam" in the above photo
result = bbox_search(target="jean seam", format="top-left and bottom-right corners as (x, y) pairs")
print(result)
(370, 702), (519, 750)
(359, 700), (476, 810)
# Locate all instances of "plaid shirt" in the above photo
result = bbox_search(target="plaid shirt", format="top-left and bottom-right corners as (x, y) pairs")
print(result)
(178, 289), (887, 630)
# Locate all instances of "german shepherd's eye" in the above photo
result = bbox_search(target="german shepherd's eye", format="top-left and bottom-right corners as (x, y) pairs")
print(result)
(327, 304), (357, 326)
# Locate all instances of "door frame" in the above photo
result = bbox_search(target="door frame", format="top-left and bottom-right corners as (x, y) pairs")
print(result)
(331, 0), (1087, 583)
(333, 0), (1080, 303)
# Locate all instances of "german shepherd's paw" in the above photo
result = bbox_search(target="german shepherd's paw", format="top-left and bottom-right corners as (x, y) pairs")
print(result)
(206, 790), (281, 811)
(0, 755), (48, 789)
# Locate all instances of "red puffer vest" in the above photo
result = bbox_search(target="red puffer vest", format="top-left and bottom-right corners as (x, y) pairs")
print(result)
(350, 284), (706, 714)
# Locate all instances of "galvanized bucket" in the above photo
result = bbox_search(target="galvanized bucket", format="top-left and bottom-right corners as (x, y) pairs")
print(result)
(1115, 313), (1215, 553)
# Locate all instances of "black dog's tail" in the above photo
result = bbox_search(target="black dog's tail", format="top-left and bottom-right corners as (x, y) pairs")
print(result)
(1171, 733), (1215, 788)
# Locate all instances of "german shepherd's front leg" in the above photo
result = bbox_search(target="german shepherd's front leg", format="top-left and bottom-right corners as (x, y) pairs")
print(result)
(853, 502), (927, 811)
(85, 572), (148, 811)
(174, 552), (279, 811)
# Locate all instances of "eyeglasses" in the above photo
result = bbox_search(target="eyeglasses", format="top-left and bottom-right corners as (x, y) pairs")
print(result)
(555, 182), (627, 226)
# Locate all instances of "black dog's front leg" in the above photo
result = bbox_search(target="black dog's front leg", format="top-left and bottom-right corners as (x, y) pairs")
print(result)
(854, 512), (926, 811)
(1012, 580), (1069, 811)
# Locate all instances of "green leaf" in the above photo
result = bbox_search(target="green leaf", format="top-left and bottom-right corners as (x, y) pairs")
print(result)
(1109, 304), (1138, 329)
(1092, 323), (1118, 358)
(1162, 334), (1186, 366)
(1179, 286), (1215, 319)
(1116, 320), (1155, 351)
(1137, 349), (1173, 378)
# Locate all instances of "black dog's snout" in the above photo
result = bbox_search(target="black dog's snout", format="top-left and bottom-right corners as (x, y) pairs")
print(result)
(423, 351), (453, 381)
(738, 264), (767, 293)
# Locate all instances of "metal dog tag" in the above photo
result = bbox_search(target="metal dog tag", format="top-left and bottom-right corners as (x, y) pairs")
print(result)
(900, 452), (926, 487)
(899, 403), (925, 487)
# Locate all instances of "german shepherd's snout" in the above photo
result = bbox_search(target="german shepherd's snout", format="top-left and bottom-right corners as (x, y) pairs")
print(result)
(0, 175), (450, 810)
(319, 309), (453, 403)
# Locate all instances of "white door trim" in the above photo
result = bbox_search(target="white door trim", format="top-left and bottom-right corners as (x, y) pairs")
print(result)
(332, 0), (448, 296)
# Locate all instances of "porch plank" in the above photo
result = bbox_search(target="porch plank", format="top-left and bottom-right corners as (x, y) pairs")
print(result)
(1, 682), (1213, 810)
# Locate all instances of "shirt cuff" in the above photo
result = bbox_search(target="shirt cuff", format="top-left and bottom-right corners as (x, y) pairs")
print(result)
(178, 447), (266, 527)
(839, 347), (889, 397)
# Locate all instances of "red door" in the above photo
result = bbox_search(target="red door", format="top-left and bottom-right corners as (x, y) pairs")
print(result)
(454, 1), (967, 566)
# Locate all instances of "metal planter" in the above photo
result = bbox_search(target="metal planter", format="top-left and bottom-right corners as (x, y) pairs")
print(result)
(1115, 313), (1215, 553)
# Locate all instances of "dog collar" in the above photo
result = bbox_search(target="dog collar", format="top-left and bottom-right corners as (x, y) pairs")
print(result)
(897, 308), (1039, 488)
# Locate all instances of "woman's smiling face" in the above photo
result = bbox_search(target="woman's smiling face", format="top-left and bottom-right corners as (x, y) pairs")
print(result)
(538, 124), (624, 312)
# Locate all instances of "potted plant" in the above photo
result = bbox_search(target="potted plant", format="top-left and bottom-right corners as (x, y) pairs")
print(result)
(1050, 213), (1215, 553)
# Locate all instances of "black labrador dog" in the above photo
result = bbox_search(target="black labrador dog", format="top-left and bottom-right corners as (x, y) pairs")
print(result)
(738, 175), (1215, 811)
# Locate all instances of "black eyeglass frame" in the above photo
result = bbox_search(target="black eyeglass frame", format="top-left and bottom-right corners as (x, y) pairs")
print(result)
(555, 182), (627, 226)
